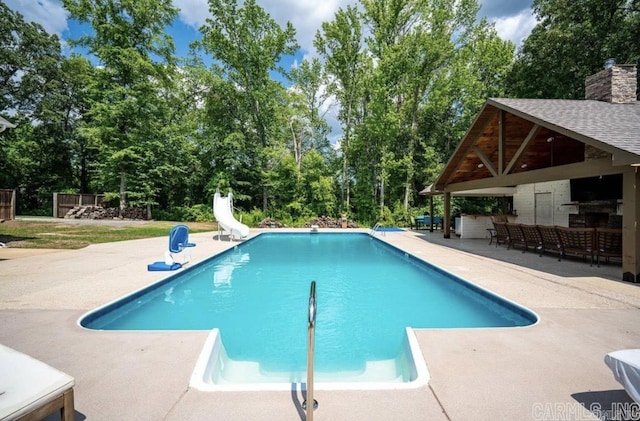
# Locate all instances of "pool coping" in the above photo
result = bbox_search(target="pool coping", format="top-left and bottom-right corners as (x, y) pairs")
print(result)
(1, 227), (640, 420)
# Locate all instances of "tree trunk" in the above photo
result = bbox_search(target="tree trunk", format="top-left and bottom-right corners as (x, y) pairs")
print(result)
(403, 89), (420, 211)
(380, 177), (385, 215)
(263, 186), (268, 212)
(119, 170), (126, 218)
(290, 120), (301, 170)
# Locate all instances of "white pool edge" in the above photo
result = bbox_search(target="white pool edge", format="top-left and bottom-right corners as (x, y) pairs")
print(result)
(189, 327), (430, 392)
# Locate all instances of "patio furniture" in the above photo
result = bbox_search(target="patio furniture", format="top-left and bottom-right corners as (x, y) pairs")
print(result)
(556, 226), (595, 265)
(505, 223), (527, 252)
(596, 227), (623, 267)
(412, 215), (442, 230)
(605, 349), (640, 403)
(487, 228), (497, 245)
(537, 225), (563, 260)
(412, 215), (426, 230)
(492, 222), (510, 247)
(0, 344), (75, 421)
(490, 215), (509, 223)
(520, 224), (544, 255)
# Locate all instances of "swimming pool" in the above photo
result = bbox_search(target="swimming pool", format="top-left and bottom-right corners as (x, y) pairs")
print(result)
(80, 232), (537, 390)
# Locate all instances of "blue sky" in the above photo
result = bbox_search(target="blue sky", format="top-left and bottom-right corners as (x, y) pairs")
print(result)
(6, 0), (536, 65)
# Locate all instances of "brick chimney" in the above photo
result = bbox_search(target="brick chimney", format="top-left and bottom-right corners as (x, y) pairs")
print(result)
(585, 62), (637, 103)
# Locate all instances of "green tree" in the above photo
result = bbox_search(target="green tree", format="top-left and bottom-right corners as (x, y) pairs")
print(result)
(198, 0), (299, 211)
(55, 57), (96, 194)
(0, 4), (94, 212)
(0, 3), (63, 116)
(507, 0), (640, 99)
(315, 5), (367, 213)
(287, 58), (333, 168)
(301, 149), (336, 217)
(63, 0), (178, 215)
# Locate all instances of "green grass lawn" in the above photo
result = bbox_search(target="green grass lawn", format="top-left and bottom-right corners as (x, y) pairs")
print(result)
(0, 219), (218, 249)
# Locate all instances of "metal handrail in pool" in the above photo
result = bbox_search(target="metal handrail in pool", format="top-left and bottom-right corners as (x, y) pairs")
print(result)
(370, 222), (385, 236)
(303, 281), (318, 420)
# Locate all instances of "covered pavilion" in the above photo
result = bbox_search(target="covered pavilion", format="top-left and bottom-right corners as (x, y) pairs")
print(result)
(423, 64), (640, 282)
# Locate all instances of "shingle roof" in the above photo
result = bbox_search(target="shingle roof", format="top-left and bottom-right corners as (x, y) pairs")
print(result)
(0, 116), (16, 130)
(489, 98), (640, 156)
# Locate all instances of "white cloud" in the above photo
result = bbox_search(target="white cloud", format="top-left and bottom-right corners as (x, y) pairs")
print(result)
(173, 0), (350, 57)
(260, 0), (347, 56)
(173, 0), (211, 28)
(492, 9), (538, 47)
(4, 0), (69, 37)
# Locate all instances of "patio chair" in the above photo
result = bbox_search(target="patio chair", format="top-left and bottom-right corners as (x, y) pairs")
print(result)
(492, 222), (510, 247)
(0, 344), (75, 421)
(505, 223), (527, 252)
(556, 226), (595, 266)
(520, 224), (544, 255)
(596, 227), (623, 267)
(537, 225), (563, 260)
(165, 224), (196, 265)
(412, 215), (426, 230)
(490, 215), (509, 224)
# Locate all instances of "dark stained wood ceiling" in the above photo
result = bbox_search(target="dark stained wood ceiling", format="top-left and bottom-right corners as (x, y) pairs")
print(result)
(435, 104), (597, 189)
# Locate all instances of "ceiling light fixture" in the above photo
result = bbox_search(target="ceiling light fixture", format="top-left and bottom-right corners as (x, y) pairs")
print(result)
(521, 163), (528, 169)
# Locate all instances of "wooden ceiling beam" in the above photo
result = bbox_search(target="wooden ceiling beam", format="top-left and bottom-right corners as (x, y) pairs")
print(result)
(435, 106), (498, 189)
(504, 124), (541, 175)
(472, 146), (498, 177)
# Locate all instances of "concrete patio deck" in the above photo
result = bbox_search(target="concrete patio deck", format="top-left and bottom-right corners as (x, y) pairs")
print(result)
(1, 227), (639, 421)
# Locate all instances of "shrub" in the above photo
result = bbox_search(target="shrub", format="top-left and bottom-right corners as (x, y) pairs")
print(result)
(153, 204), (214, 222)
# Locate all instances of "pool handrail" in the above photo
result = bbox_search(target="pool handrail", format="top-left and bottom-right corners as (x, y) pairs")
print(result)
(370, 222), (385, 236)
(304, 281), (318, 420)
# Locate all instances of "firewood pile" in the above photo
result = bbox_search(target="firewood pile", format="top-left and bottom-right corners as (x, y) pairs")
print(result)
(305, 216), (358, 228)
(257, 217), (287, 228)
(64, 206), (147, 220)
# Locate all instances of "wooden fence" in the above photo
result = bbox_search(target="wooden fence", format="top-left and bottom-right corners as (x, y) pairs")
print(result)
(0, 189), (16, 220)
(53, 193), (105, 218)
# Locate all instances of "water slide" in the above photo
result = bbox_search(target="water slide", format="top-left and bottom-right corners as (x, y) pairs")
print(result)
(213, 191), (250, 240)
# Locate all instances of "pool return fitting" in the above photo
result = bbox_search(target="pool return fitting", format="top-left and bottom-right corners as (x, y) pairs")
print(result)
(303, 281), (318, 420)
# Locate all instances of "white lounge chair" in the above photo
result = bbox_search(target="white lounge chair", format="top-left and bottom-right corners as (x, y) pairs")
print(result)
(0, 343), (75, 420)
(605, 349), (640, 403)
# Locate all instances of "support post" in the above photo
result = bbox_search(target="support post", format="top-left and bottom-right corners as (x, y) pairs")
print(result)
(429, 195), (435, 232)
(443, 192), (451, 239)
(622, 167), (640, 282)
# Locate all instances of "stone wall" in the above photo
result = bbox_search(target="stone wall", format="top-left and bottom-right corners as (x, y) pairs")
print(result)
(585, 64), (637, 103)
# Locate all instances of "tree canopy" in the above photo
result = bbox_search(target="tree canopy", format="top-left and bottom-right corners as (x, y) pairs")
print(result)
(1, 0), (635, 224)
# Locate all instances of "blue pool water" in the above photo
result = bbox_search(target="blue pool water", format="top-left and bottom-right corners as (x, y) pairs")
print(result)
(81, 233), (536, 383)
